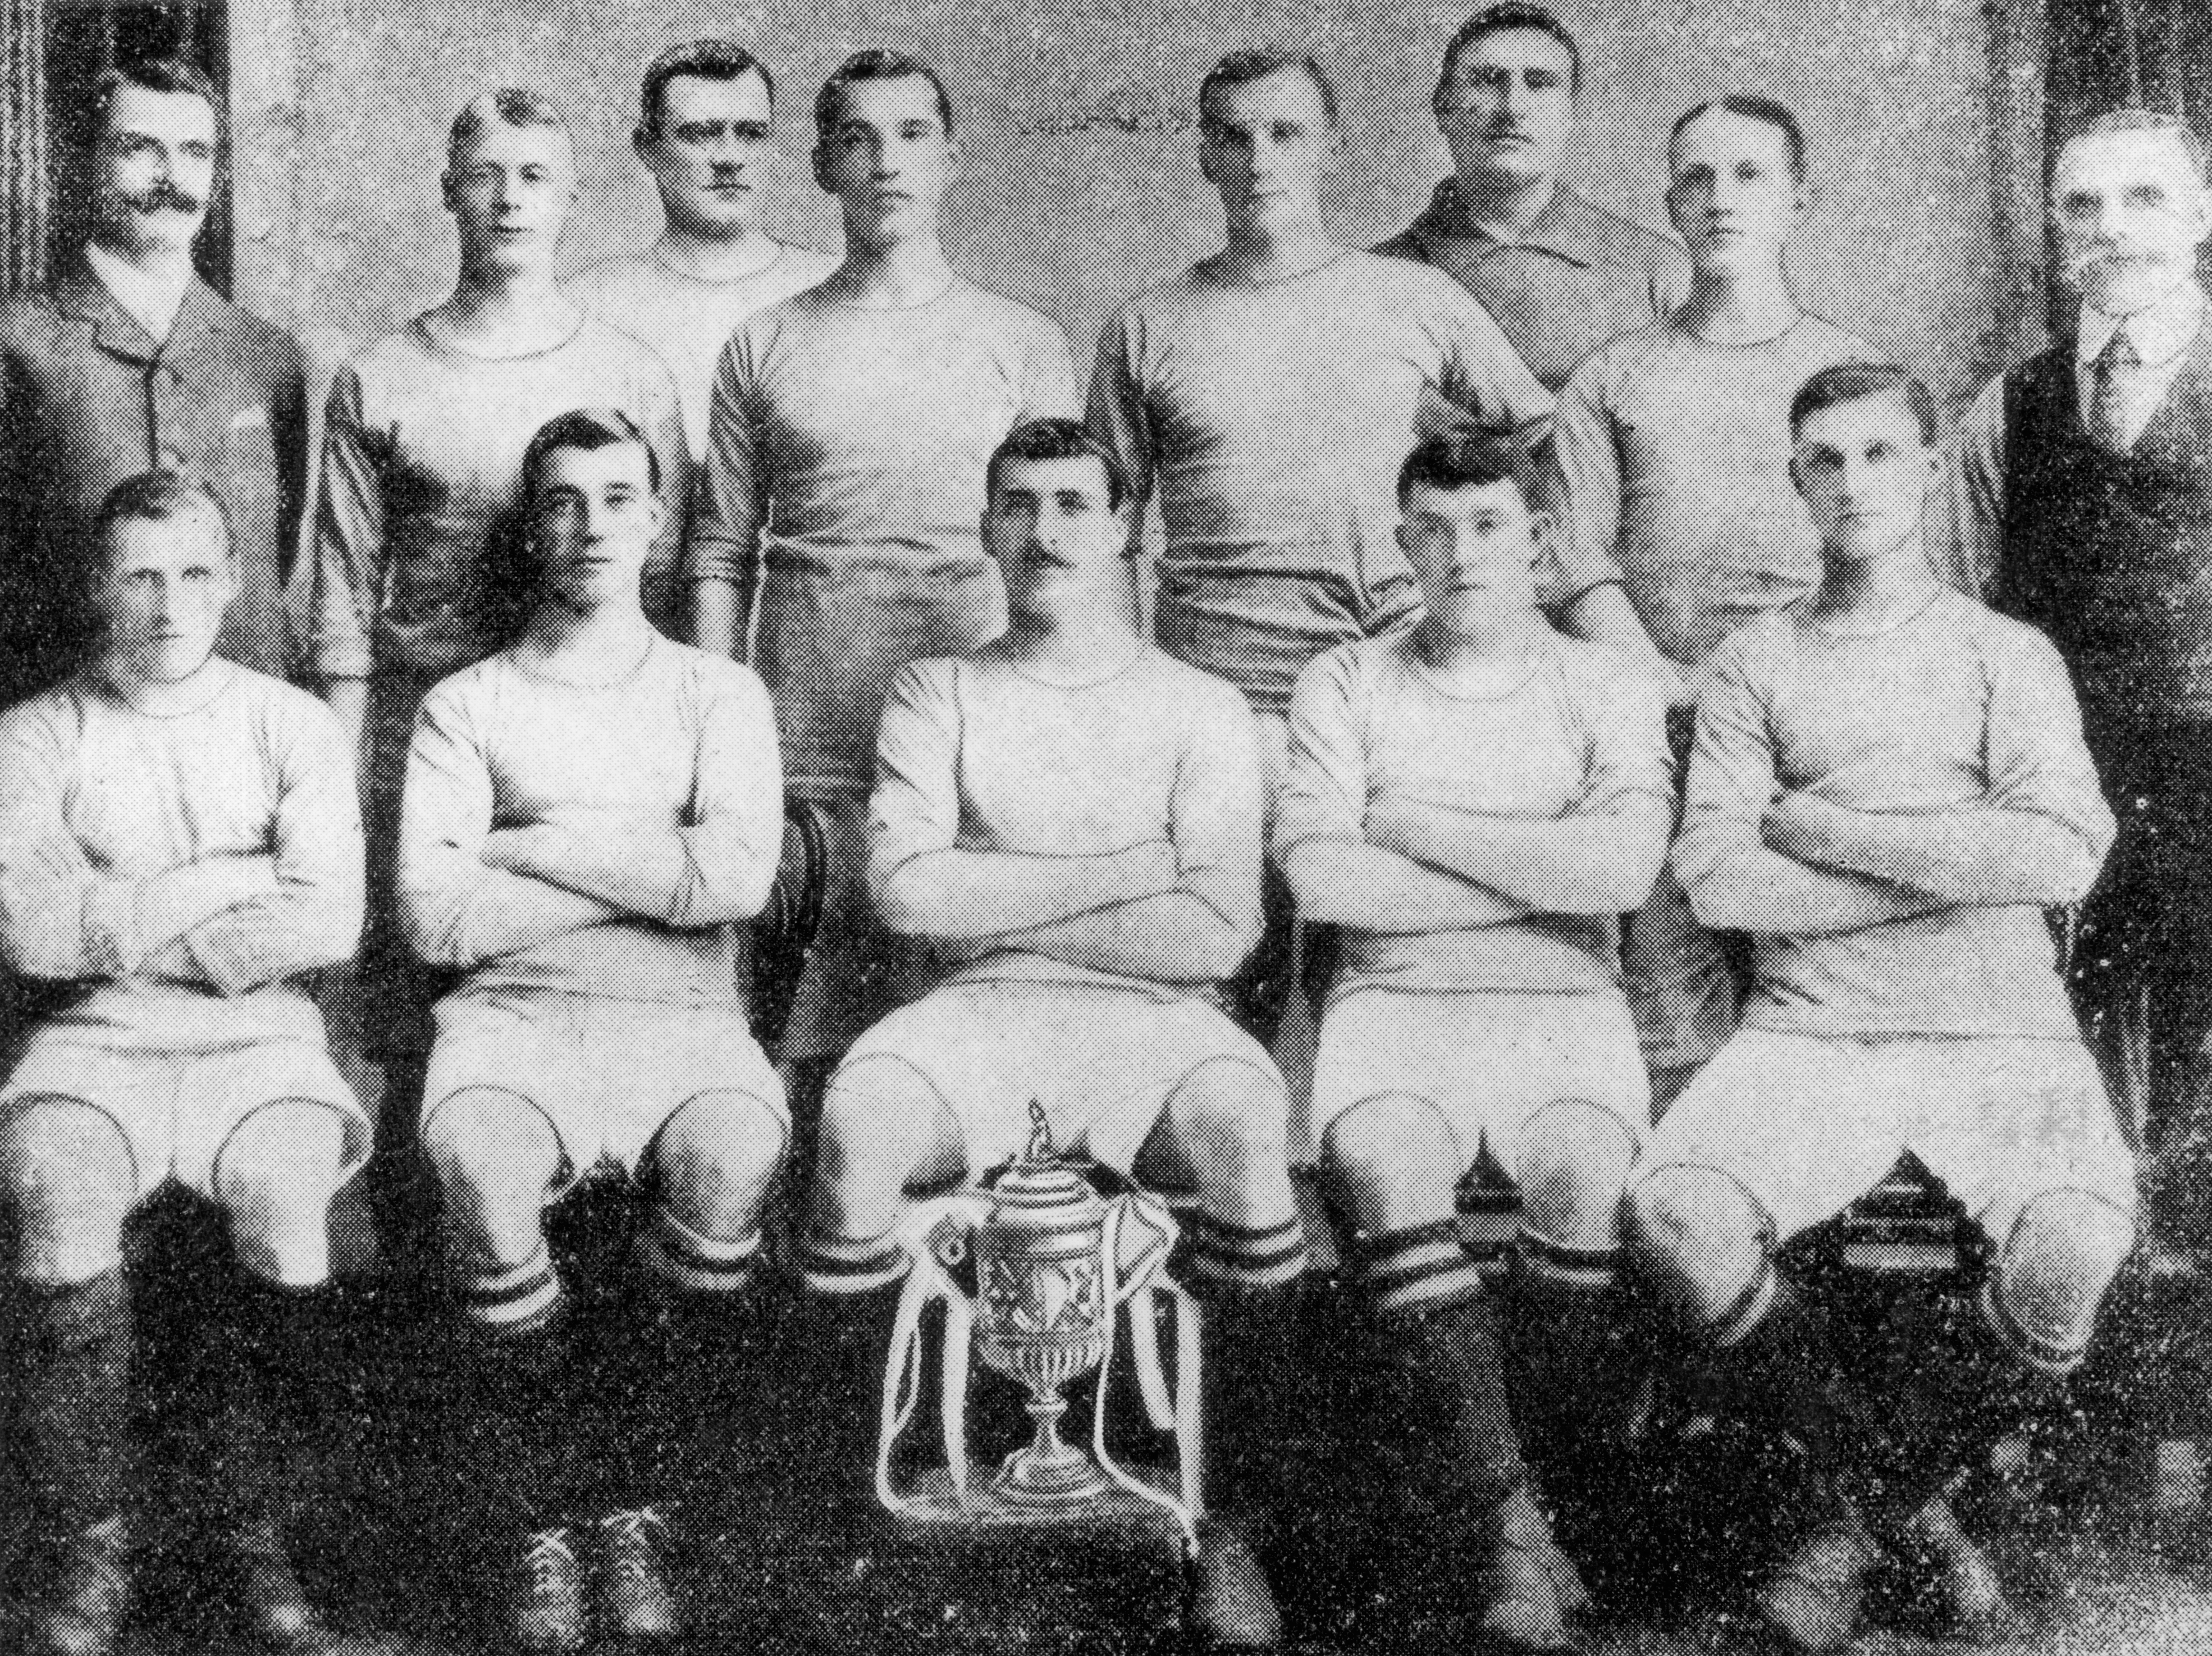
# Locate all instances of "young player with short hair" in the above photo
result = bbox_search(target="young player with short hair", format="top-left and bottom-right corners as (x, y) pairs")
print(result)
(1089, 46), (1559, 1044)
(399, 410), (785, 1652)
(0, 471), (368, 1656)
(798, 417), (1307, 1652)
(1548, 94), (1877, 1104)
(693, 51), (1078, 1087)
(1623, 364), (2135, 1652)
(1277, 432), (1671, 1652)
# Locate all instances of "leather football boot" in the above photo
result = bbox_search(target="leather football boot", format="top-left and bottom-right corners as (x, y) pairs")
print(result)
(1753, 1514), (1882, 1654)
(504, 1526), (587, 1654)
(597, 1506), (680, 1643)
(25, 1516), (134, 1656)
(1186, 1516), (1284, 1654)
(1897, 1495), (2018, 1643)
(1475, 1487), (1588, 1653)
(232, 1515), (323, 1650)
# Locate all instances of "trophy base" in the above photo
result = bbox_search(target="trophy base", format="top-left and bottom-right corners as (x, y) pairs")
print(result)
(991, 1446), (1112, 1509)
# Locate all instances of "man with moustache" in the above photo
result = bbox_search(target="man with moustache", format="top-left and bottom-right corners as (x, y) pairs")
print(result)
(570, 42), (834, 465)
(314, 90), (684, 1106)
(1376, 4), (1691, 394)
(1949, 108), (2212, 1196)
(693, 51), (1077, 1093)
(0, 58), (309, 705)
(1089, 48), (1557, 1046)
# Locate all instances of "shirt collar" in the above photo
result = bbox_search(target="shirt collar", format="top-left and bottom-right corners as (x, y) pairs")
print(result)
(2078, 280), (2209, 369)
(84, 241), (193, 346)
(1416, 177), (1605, 268)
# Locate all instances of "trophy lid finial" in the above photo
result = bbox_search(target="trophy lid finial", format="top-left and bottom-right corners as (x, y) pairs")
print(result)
(1023, 1099), (1054, 1164)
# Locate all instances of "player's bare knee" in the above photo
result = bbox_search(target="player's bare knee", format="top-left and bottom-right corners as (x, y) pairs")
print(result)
(1163, 1060), (1291, 1196)
(1516, 1099), (1638, 1255)
(214, 1102), (350, 1283)
(1321, 1094), (1460, 1230)
(0, 1099), (134, 1283)
(652, 1089), (788, 1238)
(421, 1087), (560, 1249)
(814, 1056), (941, 1190)
(1987, 1188), (2136, 1372)
(1623, 1165), (1770, 1330)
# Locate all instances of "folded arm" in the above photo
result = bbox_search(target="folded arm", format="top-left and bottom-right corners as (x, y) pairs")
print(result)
(1368, 793), (1673, 916)
(1763, 794), (2100, 907)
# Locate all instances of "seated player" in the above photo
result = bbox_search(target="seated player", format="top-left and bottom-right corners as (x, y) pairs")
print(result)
(1276, 433), (1672, 1652)
(1622, 364), (2137, 1652)
(798, 418), (1308, 1653)
(397, 410), (786, 1653)
(0, 471), (368, 1656)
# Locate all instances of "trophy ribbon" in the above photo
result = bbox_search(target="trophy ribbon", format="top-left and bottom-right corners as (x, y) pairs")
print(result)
(872, 1189), (1200, 1549)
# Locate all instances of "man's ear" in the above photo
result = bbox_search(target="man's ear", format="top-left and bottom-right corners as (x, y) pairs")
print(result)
(439, 168), (457, 212)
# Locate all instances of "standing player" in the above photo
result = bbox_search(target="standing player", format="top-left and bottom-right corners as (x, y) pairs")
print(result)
(798, 419), (1307, 1652)
(0, 473), (367, 1655)
(313, 90), (685, 1105)
(1549, 95), (1872, 1105)
(569, 43), (834, 466)
(1, 58), (308, 705)
(693, 51), (1078, 1092)
(399, 410), (785, 1652)
(1277, 434), (1671, 1652)
(1089, 48), (1559, 1045)
(1624, 365), (2134, 1652)
(1948, 110), (2212, 1197)
(1375, 4), (1691, 393)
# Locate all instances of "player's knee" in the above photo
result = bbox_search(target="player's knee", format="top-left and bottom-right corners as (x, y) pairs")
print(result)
(814, 1056), (940, 1189)
(1164, 1061), (1291, 1180)
(1987, 1189), (2137, 1374)
(1321, 1094), (1461, 1230)
(422, 1087), (560, 1232)
(653, 1089), (788, 1236)
(0, 1099), (134, 1281)
(1516, 1099), (1638, 1256)
(214, 1102), (350, 1283)
(1622, 1164), (1770, 1330)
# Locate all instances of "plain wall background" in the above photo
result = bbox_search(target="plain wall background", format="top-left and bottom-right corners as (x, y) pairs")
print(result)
(226, 0), (2007, 410)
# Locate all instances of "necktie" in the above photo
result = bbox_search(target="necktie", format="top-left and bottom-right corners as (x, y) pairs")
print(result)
(2087, 326), (2145, 454)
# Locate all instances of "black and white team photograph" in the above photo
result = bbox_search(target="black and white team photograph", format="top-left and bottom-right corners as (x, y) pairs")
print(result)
(0, 0), (2206, 1651)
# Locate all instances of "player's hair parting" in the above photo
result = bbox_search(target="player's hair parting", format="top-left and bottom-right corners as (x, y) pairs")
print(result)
(90, 469), (234, 566)
(1397, 432), (1528, 505)
(449, 88), (570, 163)
(986, 418), (1131, 513)
(1789, 363), (1939, 445)
(2063, 107), (2210, 188)
(814, 51), (955, 138)
(1670, 93), (1807, 183)
(1199, 48), (1341, 131)
(1437, 3), (1583, 106)
(520, 408), (665, 504)
(639, 40), (775, 136)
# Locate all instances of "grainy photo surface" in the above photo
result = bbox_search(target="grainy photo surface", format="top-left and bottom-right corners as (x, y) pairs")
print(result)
(1, 2), (2208, 1652)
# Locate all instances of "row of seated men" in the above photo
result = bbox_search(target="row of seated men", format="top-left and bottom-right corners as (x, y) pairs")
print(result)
(0, 380), (2136, 1656)
(0, 14), (2195, 1656)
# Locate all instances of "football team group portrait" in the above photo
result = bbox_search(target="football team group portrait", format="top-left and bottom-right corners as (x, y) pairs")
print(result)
(0, 0), (2202, 1650)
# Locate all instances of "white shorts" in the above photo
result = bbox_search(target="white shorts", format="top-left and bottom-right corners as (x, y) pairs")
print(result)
(1644, 1029), (2140, 1245)
(421, 990), (787, 1196)
(1, 1031), (369, 1203)
(834, 980), (1286, 1178)
(1308, 988), (1650, 1177)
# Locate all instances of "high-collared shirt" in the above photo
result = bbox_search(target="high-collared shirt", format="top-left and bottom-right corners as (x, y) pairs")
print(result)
(83, 243), (192, 346)
(0, 254), (310, 696)
(1375, 179), (1692, 391)
(2074, 280), (2208, 451)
